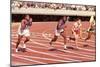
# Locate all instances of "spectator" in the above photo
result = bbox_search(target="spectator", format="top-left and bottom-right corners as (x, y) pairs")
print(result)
(11, 1), (96, 11)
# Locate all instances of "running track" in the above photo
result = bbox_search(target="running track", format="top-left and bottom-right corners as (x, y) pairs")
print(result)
(11, 22), (96, 66)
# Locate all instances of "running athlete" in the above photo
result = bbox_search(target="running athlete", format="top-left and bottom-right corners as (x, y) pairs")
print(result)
(49, 16), (69, 50)
(85, 15), (95, 41)
(15, 15), (32, 52)
(72, 19), (82, 48)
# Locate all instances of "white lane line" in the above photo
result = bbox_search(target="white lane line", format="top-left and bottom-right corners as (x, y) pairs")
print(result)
(11, 34), (18, 37)
(42, 32), (95, 52)
(11, 32), (42, 35)
(30, 38), (95, 50)
(43, 32), (95, 43)
(12, 54), (46, 64)
(29, 39), (94, 59)
(12, 53), (78, 63)
(28, 40), (95, 56)
(42, 33), (95, 57)
(11, 41), (94, 60)
(11, 34), (93, 57)
(27, 48), (81, 62)
(11, 32), (95, 59)
(11, 31), (95, 43)
(12, 37), (95, 50)
(12, 40), (94, 58)
(12, 35), (95, 47)
(12, 42), (81, 62)
(43, 33), (95, 46)
(11, 33), (95, 48)
(12, 61), (28, 66)
(31, 40), (94, 58)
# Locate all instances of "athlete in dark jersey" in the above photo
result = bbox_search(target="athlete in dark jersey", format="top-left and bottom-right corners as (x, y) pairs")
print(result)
(16, 15), (32, 52)
(85, 16), (95, 41)
(49, 16), (69, 50)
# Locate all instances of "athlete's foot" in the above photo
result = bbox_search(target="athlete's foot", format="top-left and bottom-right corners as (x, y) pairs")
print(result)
(64, 45), (68, 50)
(49, 46), (56, 51)
(49, 43), (55, 50)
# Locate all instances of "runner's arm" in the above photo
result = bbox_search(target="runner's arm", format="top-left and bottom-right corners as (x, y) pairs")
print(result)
(21, 20), (26, 30)
(57, 20), (65, 29)
(29, 18), (32, 26)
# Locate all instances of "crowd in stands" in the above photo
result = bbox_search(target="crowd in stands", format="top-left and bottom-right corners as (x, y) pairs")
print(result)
(11, 1), (96, 11)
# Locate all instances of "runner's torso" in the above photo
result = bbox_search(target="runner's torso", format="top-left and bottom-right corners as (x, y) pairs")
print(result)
(18, 19), (31, 31)
(57, 19), (65, 30)
(73, 23), (80, 34)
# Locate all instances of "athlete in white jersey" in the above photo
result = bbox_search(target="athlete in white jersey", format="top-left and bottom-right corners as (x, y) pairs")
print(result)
(16, 15), (32, 52)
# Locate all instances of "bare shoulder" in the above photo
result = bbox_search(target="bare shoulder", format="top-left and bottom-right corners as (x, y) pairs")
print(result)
(21, 19), (27, 23)
(58, 19), (63, 23)
(30, 18), (32, 22)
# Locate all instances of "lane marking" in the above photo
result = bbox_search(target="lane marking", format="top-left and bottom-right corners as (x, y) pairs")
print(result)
(28, 40), (95, 56)
(12, 54), (46, 64)
(11, 41), (95, 60)
(12, 53), (79, 63)
(42, 32), (95, 52)
(11, 38), (95, 60)
(11, 34), (95, 59)
(11, 32), (95, 43)
(12, 42), (82, 61)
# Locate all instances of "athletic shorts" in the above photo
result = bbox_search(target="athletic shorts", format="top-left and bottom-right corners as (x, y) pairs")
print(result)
(74, 34), (79, 39)
(55, 29), (64, 36)
(18, 29), (30, 36)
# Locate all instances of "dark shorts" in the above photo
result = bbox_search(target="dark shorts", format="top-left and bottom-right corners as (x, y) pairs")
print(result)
(87, 28), (95, 32)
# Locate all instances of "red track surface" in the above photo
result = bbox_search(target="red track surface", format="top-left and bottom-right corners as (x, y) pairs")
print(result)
(11, 21), (96, 66)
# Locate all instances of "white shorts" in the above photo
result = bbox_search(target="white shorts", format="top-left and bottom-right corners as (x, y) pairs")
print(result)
(55, 29), (64, 36)
(18, 29), (30, 36)
(74, 34), (79, 39)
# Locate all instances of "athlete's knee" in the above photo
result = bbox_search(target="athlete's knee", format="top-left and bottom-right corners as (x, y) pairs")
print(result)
(26, 38), (30, 41)
(52, 36), (58, 41)
(54, 36), (58, 39)
(25, 37), (30, 42)
(27, 38), (30, 41)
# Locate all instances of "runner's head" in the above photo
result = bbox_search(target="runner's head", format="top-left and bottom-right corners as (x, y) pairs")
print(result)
(74, 22), (78, 27)
(89, 15), (94, 24)
(25, 15), (30, 20)
(77, 18), (81, 23)
(63, 16), (67, 21)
